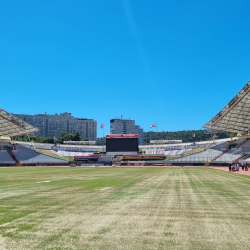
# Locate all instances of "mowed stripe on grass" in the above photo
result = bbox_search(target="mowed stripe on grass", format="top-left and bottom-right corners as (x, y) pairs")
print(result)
(0, 167), (250, 250)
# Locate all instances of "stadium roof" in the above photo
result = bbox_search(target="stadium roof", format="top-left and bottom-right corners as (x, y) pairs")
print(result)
(0, 108), (39, 137)
(203, 81), (250, 134)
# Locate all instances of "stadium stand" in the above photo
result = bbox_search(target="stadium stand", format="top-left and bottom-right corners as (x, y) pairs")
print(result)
(3, 79), (250, 167)
(0, 150), (15, 165)
(170, 143), (221, 163)
(164, 149), (192, 156)
(197, 80), (250, 165)
(7, 150), (19, 163)
(0, 108), (69, 166)
(0, 108), (38, 137)
(54, 149), (94, 157)
(35, 148), (73, 161)
(13, 143), (67, 165)
(168, 138), (250, 165)
(203, 80), (250, 135)
(0, 141), (68, 166)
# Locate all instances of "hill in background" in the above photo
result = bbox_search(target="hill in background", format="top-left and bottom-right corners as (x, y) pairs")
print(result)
(96, 130), (232, 145)
(143, 130), (230, 144)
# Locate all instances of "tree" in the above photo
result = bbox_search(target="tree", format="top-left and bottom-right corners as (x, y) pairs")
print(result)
(14, 135), (55, 143)
(57, 132), (71, 144)
(143, 130), (229, 144)
(230, 132), (236, 141)
(72, 131), (81, 141)
(81, 138), (89, 141)
(96, 137), (106, 145)
(57, 131), (83, 143)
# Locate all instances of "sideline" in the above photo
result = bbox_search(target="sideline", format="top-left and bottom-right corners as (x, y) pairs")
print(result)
(0, 165), (226, 169)
(116, 165), (206, 168)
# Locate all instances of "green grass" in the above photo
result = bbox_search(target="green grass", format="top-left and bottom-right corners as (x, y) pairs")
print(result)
(1, 167), (250, 249)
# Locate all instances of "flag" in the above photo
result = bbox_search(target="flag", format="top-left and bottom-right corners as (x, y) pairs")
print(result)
(101, 124), (103, 129)
(151, 124), (156, 128)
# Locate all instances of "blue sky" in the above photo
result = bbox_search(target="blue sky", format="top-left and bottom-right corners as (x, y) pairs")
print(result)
(1, 0), (250, 137)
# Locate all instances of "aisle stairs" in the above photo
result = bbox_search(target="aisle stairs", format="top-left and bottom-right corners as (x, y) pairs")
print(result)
(211, 148), (231, 162)
(204, 141), (231, 165)
(7, 150), (22, 166)
(236, 138), (249, 148)
(232, 154), (247, 164)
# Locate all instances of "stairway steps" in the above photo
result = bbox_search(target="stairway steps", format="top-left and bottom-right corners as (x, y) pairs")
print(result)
(7, 150), (19, 164)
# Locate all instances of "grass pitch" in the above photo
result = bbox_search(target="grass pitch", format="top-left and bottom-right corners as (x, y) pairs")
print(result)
(1, 167), (250, 250)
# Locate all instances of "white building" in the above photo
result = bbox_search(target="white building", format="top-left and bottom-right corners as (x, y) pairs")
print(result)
(110, 117), (144, 145)
(135, 125), (144, 145)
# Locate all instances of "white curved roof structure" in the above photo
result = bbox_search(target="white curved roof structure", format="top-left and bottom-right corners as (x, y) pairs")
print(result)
(203, 80), (250, 134)
(0, 108), (39, 137)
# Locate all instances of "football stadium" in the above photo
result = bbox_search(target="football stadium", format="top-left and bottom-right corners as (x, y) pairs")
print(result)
(2, 81), (250, 249)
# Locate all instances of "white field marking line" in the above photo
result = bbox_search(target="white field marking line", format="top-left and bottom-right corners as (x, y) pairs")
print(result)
(35, 180), (51, 183)
(33, 172), (103, 184)
(98, 187), (112, 191)
(34, 175), (89, 184)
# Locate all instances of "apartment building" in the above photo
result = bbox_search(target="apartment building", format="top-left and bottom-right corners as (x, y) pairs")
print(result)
(14, 112), (97, 141)
(110, 117), (144, 145)
(135, 125), (144, 145)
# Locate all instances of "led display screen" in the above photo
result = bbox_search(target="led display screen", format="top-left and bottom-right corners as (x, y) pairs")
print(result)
(106, 138), (139, 152)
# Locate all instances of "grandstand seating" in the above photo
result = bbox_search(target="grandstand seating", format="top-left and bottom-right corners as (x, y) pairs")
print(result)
(170, 139), (250, 164)
(236, 138), (249, 148)
(169, 141), (229, 163)
(164, 149), (191, 156)
(0, 151), (15, 165)
(12, 143), (68, 165)
(213, 149), (242, 163)
(53, 149), (94, 157)
(0, 141), (9, 146)
(143, 148), (192, 156)
(216, 140), (250, 162)
(239, 154), (250, 160)
(238, 139), (250, 152)
(3, 138), (250, 166)
(172, 141), (223, 162)
(7, 150), (19, 163)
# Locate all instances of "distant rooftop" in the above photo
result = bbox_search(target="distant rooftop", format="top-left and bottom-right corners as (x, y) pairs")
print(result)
(16, 112), (92, 120)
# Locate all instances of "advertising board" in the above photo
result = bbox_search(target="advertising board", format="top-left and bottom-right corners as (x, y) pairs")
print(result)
(73, 155), (99, 161)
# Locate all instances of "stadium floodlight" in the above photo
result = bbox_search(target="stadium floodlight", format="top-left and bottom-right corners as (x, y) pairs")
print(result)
(0, 108), (39, 137)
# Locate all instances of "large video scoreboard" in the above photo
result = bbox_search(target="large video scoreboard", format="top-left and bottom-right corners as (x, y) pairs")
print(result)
(106, 134), (139, 153)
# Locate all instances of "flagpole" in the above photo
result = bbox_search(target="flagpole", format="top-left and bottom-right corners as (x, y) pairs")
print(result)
(149, 127), (151, 146)
(162, 126), (163, 147)
(101, 123), (104, 153)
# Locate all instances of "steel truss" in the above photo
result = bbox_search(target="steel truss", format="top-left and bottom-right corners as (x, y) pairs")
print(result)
(0, 108), (39, 137)
(203, 81), (250, 134)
